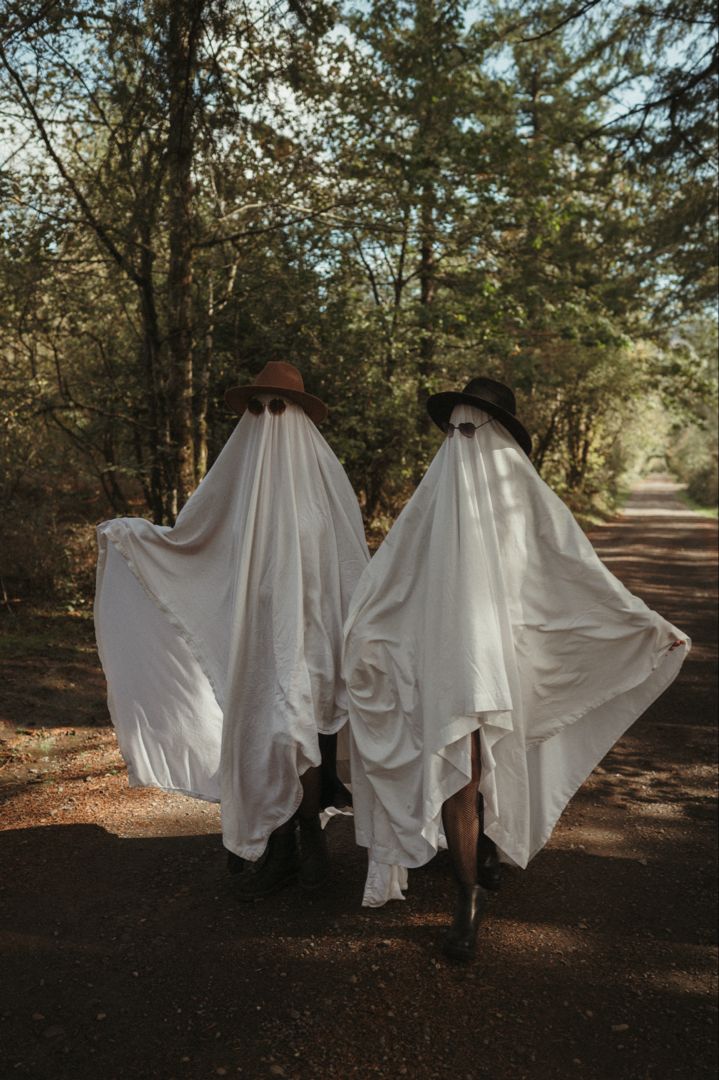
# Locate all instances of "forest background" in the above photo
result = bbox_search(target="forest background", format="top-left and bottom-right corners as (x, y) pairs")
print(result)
(0, 0), (717, 608)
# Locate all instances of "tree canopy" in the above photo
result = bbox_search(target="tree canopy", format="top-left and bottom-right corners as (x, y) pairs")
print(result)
(0, 0), (716, 596)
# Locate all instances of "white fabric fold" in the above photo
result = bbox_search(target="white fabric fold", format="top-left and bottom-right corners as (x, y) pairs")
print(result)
(343, 404), (689, 905)
(95, 400), (369, 860)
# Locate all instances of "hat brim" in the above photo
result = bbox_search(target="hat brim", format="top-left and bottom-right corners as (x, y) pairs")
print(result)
(225, 385), (328, 424)
(427, 391), (532, 457)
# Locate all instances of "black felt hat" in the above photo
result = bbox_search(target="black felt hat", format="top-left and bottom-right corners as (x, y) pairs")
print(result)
(427, 376), (532, 456)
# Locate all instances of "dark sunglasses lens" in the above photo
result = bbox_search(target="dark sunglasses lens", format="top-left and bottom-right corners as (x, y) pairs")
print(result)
(268, 398), (286, 414)
(458, 423), (476, 438)
(442, 423), (454, 437)
(247, 398), (264, 415)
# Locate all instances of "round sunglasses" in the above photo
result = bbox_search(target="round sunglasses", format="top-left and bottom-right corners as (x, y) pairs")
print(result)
(247, 397), (287, 416)
(441, 417), (493, 439)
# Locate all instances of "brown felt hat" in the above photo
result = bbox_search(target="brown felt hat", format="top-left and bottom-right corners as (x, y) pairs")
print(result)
(427, 376), (532, 456)
(225, 361), (327, 424)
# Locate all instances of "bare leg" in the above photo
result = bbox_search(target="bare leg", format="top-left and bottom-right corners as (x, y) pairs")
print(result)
(442, 731), (482, 885)
(440, 732), (488, 962)
(441, 732), (502, 890)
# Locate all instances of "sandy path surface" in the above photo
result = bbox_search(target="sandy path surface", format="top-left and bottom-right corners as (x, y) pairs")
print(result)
(0, 477), (716, 1080)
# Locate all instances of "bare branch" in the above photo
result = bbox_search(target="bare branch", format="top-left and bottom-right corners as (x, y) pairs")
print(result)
(519, 0), (605, 43)
(0, 43), (145, 288)
(0, 0), (61, 49)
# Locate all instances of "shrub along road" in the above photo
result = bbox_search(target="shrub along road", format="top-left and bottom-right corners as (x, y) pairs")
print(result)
(0, 477), (716, 1080)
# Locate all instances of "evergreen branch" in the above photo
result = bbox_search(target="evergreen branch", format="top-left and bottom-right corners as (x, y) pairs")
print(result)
(519, 0), (605, 43)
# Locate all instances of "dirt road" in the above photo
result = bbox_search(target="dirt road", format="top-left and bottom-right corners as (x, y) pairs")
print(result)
(0, 477), (716, 1080)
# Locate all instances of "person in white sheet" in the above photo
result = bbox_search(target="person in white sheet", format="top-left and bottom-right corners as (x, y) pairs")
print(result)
(95, 362), (369, 900)
(343, 376), (689, 962)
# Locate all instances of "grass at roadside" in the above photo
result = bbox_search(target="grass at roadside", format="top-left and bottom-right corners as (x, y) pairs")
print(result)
(678, 491), (718, 518)
(574, 485), (632, 531)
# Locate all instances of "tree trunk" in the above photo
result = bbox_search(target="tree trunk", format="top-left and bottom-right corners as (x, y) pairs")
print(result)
(415, 177), (436, 480)
(195, 277), (213, 482)
(413, 0), (439, 481)
(165, 0), (203, 518)
(137, 236), (165, 523)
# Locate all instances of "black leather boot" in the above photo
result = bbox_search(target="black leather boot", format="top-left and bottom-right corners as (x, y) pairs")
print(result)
(234, 826), (299, 901)
(298, 815), (330, 891)
(476, 834), (502, 892)
(226, 850), (246, 875)
(442, 883), (486, 963)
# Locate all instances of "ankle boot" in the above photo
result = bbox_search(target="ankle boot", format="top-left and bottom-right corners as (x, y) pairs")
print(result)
(234, 826), (299, 901)
(298, 815), (330, 891)
(442, 883), (485, 963)
(226, 850), (246, 876)
(476, 834), (502, 892)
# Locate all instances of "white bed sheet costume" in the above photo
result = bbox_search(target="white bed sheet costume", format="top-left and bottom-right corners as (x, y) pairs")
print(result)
(343, 398), (689, 907)
(95, 363), (369, 862)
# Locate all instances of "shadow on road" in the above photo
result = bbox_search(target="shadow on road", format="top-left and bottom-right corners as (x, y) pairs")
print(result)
(1, 480), (716, 1080)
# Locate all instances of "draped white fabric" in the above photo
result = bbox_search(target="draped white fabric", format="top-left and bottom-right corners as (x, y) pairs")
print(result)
(95, 399), (369, 860)
(343, 404), (689, 905)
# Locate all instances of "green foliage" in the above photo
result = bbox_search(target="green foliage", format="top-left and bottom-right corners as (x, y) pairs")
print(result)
(660, 319), (719, 507)
(0, 0), (716, 598)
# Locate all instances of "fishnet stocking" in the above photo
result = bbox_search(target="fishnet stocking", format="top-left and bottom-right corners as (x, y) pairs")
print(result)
(442, 731), (483, 886)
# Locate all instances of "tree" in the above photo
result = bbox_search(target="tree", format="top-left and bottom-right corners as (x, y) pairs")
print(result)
(0, 0), (338, 521)
(1, 0), (716, 605)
